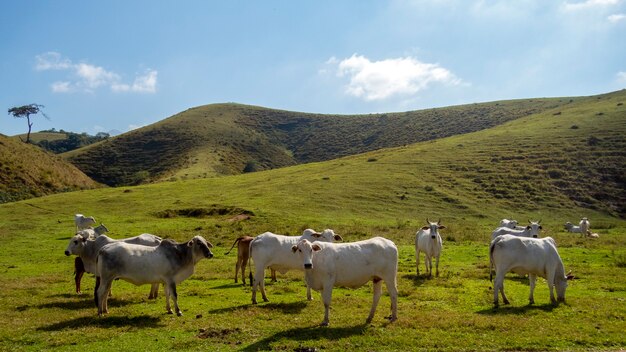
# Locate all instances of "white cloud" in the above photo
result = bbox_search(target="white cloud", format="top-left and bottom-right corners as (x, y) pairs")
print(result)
(332, 54), (462, 101)
(608, 13), (626, 21)
(617, 71), (626, 83)
(562, 0), (620, 11)
(51, 81), (72, 93)
(35, 52), (157, 94)
(113, 70), (158, 93)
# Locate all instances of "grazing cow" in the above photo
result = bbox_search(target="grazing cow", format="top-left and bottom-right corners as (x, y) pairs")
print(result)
(65, 233), (162, 296)
(250, 229), (343, 304)
(415, 219), (446, 277)
(224, 236), (255, 284)
(491, 220), (542, 241)
(490, 234), (572, 307)
(579, 217), (590, 237)
(95, 236), (213, 317)
(75, 214), (96, 231)
(291, 237), (398, 326)
(564, 222), (583, 234)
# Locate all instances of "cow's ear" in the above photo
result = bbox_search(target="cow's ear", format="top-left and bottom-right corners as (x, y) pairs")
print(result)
(207, 242), (214, 248)
(81, 236), (88, 242)
(333, 234), (343, 242)
(421, 226), (429, 230)
(438, 225), (446, 230)
(526, 225), (531, 230)
(187, 240), (194, 247)
(291, 245), (298, 253)
(312, 244), (322, 252)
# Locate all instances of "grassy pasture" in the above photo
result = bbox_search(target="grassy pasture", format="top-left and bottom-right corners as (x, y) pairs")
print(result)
(1, 92), (625, 350)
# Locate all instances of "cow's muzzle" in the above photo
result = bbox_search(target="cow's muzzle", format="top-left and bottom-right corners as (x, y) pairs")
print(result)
(304, 263), (313, 269)
(64, 251), (70, 256)
(431, 235), (436, 239)
(532, 235), (538, 238)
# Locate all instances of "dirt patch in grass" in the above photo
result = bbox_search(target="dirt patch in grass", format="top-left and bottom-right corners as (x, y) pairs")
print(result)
(154, 205), (254, 219)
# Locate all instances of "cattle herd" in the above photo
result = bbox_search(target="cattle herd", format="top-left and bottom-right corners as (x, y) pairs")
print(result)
(64, 214), (594, 325)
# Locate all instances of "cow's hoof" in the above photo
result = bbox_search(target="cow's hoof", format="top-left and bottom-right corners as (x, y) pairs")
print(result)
(176, 311), (183, 317)
(252, 300), (257, 305)
(263, 298), (269, 303)
(386, 315), (397, 322)
(320, 322), (329, 327)
(167, 310), (174, 315)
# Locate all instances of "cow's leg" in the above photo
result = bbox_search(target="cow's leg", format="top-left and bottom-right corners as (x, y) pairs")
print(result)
(494, 270), (509, 307)
(546, 271), (557, 304)
(386, 277), (399, 322)
(425, 255), (432, 277)
(74, 257), (85, 294)
(528, 274), (536, 305)
(96, 277), (112, 316)
(320, 286), (333, 327)
(270, 268), (277, 283)
(252, 264), (268, 304)
(435, 254), (440, 277)
(235, 257), (241, 283)
(366, 279), (383, 324)
(241, 255), (249, 285)
(306, 285), (313, 301)
(415, 249), (420, 275)
(149, 283), (159, 299)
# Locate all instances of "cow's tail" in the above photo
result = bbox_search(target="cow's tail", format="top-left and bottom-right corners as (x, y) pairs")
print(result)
(224, 237), (242, 255)
(248, 239), (254, 287)
(489, 238), (498, 282)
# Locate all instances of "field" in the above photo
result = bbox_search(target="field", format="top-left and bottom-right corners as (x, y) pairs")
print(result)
(0, 91), (625, 351)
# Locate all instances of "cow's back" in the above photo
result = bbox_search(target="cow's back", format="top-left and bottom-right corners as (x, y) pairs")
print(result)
(250, 232), (301, 272)
(98, 242), (173, 285)
(309, 237), (397, 289)
(492, 235), (558, 278)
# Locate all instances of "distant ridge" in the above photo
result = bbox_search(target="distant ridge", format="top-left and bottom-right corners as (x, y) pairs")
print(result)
(64, 95), (581, 186)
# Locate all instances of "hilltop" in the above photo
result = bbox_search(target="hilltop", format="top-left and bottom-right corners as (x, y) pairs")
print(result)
(0, 134), (101, 203)
(64, 96), (577, 186)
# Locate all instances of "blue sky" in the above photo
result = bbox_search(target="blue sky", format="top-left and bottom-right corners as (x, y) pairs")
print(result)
(1, 0), (625, 136)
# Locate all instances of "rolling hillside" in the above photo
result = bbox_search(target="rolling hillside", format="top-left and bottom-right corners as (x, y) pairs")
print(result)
(0, 134), (102, 203)
(64, 96), (579, 186)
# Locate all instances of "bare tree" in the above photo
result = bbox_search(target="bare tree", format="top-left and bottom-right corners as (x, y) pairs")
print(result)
(7, 104), (49, 143)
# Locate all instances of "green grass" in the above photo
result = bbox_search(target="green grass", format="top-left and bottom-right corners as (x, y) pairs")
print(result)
(0, 90), (625, 350)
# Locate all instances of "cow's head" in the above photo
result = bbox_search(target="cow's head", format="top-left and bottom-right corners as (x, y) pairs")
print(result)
(292, 239), (322, 269)
(64, 233), (89, 256)
(303, 228), (343, 243)
(188, 235), (214, 262)
(526, 220), (542, 238)
(422, 219), (446, 239)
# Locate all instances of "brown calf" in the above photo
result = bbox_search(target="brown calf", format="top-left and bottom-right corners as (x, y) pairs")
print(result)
(225, 236), (255, 285)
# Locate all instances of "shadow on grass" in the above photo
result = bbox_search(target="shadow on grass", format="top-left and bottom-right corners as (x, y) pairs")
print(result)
(37, 315), (164, 331)
(210, 282), (251, 289)
(242, 324), (368, 351)
(29, 296), (133, 311)
(476, 303), (559, 315)
(209, 301), (308, 315)
(403, 273), (433, 287)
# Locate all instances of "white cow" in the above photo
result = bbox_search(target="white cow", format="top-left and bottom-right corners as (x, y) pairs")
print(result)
(75, 214), (96, 231)
(491, 220), (542, 241)
(77, 223), (109, 240)
(95, 236), (214, 317)
(249, 229), (343, 304)
(65, 233), (162, 296)
(490, 234), (572, 307)
(579, 217), (590, 237)
(291, 237), (398, 326)
(564, 222), (583, 233)
(499, 219), (524, 230)
(415, 219), (446, 277)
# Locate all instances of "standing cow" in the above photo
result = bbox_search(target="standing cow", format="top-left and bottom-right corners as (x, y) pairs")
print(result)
(291, 237), (398, 326)
(250, 229), (343, 304)
(415, 219), (445, 277)
(490, 234), (572, 307)
(95, 235), (213, 317)
(65, 233), (161, 296)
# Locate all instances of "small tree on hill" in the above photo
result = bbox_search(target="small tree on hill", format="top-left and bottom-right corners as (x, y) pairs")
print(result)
(7, 103), (49, 143)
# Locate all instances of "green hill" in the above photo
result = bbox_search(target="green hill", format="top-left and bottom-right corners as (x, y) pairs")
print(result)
(64, 96), (578, 186)
(0, 134), (102, 203)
